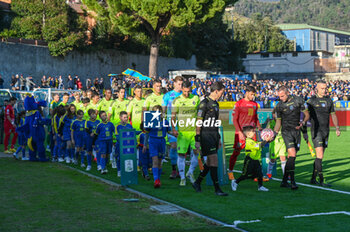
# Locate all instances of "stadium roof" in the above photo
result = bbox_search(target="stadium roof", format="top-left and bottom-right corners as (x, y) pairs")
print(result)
(278, 24), (350, 36)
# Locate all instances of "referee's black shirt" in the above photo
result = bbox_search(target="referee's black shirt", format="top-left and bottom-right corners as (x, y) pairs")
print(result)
(307, 95), (335, 132)
(197, 97), (220, 133)
(275, 95), (307, 131)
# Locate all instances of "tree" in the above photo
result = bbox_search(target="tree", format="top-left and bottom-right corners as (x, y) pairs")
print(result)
(5, 0), (87, 56)
(82, 0), (237, 77)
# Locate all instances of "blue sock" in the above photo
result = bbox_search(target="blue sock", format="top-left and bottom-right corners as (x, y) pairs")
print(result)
(52, 145), (57, 158)
(22, 147), (26, 158)
(97, 152), (101, 166)
(75, 151), (80, 161)
(16, 146), (22, 154)
(117, 153), (120, 170)
(101, 157), (106, 170)
(81, 151), (85, 164)
(87, 154), (92, 166)
(158, 168), (162, 180)
(70, 149), (75, 159)
(152, 167), (159, 181)
(64, 148), (68, 158)
(170, 148), (178, 166)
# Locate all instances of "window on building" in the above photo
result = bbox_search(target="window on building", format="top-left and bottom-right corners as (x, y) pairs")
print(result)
(260, 53), (269, 58)
(292, 52), (298, 57)
(273, 53), (281, 57)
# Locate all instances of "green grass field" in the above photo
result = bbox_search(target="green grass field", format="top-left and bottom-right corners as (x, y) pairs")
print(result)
(1, 128), (350, 232)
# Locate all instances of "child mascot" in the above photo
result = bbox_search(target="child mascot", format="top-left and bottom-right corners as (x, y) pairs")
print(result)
(17, 94), (50, 161)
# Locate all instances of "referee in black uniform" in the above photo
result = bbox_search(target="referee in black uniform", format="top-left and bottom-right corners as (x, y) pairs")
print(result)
(307, 80), (341, 187)
(192, 81), (228, 196)
(274, 86), (310, 190)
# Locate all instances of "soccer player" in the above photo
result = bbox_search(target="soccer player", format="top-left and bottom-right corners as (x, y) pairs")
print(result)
(52, 105), (65, 162)
(307, 80), (341, 187)
(71, 110), (86, 168)
(72, 92), (83, 112)
(59, 93), (69, 106)
(192, 81), (228, 196)
(49, 93), (60, 116)
(115, 111), (133, 177)
(228, 86), (261, 181)
(85, 109), (100, 171)
(4, 97), (17, 154)
(93, 111), (115, 174)
(87, 92), (100, 117)
(172, 81), (200, 186)
(127, 86), (144, 131)
(111, 88), (129, 125)
(13, 111), (27, 160)
(231, 126), (270, 192)
(138, 124), (151, 180)
(58, 104), (76, 164)
(163, 76), (183, 179)
(99, 89), (114, 122)
(143, 79), (164, 120)
(81, 98), (91, 120)
(143, 105), (172, 188)
(274, 86), (310, 190)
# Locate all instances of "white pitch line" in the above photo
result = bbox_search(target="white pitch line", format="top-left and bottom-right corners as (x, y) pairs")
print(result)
(284, 211), (350, 219)
(232, 170), (350, 196)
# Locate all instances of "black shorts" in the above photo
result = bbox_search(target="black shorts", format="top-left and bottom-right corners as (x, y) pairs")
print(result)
(282, 130), (301, 151)
(241, 156), (262, 178)
(200, 131), (219, 156)
(311, 129), (329, 148)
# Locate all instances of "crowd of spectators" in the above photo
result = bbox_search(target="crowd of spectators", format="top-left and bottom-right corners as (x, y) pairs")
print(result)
(3, 74), (350, 102)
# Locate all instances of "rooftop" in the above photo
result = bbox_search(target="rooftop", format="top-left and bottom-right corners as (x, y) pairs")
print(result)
(278, 24), (350, 36)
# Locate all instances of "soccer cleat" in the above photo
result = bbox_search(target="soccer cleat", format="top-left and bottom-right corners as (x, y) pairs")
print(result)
(117, 171), (121, 177)
(310, 179), (319, 185)
(22, 157), (29, 161)
(13, 153), (18, 160)
(97, 165), (102, 171)
(291, 181), (298, 190)
(51, 157), (57, 162)
(86, 165), (91, 171)
(112, 161), (117, 169)
(58, 157), (65, 162)
(169, 170), (177, 179)
(215, 188), (228, 196)
(267, 173), (272, 179)
(320, 182), (332, 187)
(186, 172), (196, 184)
(154, 179), (161, 188)
(228, 172), (235, 180)
(73, 159), (78, 165)
(4, 150), (11, 154)
(179, 179), (186, 186)
(280, 181), (291, 188)
(258, 186), (269, 192)
(10, 148), (16, 153)
(80, 163), (86, 168)
(231, 180), (238, 191)
(192, 182), (202, 192)
(65, 157), (71, 164)
(101, 169), (107, 174)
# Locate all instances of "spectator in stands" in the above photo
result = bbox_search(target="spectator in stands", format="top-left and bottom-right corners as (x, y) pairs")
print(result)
(0, 75), (4, 89)
(76, 77), (83, 90)
(67, 75), (74, 90)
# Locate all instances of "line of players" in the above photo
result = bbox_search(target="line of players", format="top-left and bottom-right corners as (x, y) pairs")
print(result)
(228, 80), (341, 191)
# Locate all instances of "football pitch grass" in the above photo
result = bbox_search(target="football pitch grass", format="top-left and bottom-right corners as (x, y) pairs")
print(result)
(1, 128), (350, 231)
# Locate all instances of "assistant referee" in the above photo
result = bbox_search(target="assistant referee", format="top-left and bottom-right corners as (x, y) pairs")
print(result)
(274, 86), (310, 190)
(307, 80), (341, 187)
(192, 81), (228, 196)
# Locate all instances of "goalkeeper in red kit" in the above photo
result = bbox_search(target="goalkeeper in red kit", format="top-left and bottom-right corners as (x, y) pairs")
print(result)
(228, 86), (261, 181)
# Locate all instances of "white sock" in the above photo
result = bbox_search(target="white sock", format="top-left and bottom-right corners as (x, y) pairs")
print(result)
(281, 161), (286, 175)
(188, 151), (198, 174)
(267, 161), (275, 175)
(177, 156), (186, 179)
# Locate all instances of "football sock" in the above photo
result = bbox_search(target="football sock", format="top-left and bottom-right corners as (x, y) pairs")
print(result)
(209, 167), (220, 191)
(80, 151), (85, 164)
(284, 157), (296, 182)
(177, 156), (186, 179)
(267, 161), (275, 175)
(158, 168), (162, 180)
(152, 167), (159, 181)
(96, 152), (101, 166)
(170, 148), (178, 166)
(87, 154), (92, 166)
(70, 148), (75, 159)
(281, 160), (287, 175)
(101, 157), (106, 170)
(76, 151), (80, 162)
(22, 147), (26, 158)
(188, 151), (198, 174)
(196, 164), (210, 184)
(315, 158), (324, 183)
(311, 159), (317, 180)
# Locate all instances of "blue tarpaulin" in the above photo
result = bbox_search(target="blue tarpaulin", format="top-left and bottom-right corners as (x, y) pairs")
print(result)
(122, 69), (151, 81)
(211, 74), (252, 81)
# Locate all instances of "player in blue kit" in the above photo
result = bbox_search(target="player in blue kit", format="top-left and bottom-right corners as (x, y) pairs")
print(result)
(162, 76), (183, 179)
(143, 105), (172, 188)
(58, 104), (76, 164)
(138, 124), (151, 180)
(115, 111), (133, 177)
(52, 105), (66, 162)
(14, 111), (27, 160)
(85, 109), (100, 171)
(71, 110), (86, 168)
(93, 111), (115, 174)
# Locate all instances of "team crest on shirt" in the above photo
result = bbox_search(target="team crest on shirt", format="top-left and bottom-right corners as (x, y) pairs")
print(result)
(193, 101), (196, 105)
(322, 103), (326, 107)
(253, 105), (256, 109)
(290, 105), (294, 110)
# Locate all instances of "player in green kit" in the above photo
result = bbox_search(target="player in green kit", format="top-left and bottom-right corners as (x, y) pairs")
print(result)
(59, 93), (69, 107)
(143, 79), (164, 118)
(127, 86), (144, 131)
(80, 98), (91, 120)
(111, 88), (129, 125)
(172, 81), (200, 186)
(87, 92), (100, 116)
(99, 89), (114, 122)
(72, 92), (83, 112)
